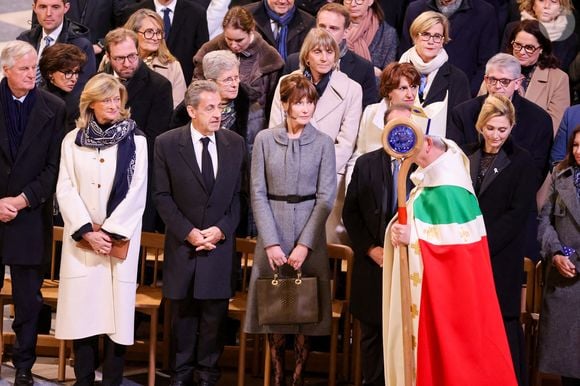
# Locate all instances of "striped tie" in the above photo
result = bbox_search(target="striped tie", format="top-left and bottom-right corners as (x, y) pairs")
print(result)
(36, 36), (53, 85)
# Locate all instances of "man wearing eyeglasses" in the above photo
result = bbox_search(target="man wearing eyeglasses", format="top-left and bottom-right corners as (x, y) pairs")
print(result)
(17, 0), (96, 103)
(448, 52), (552, 264)
(101, 27), (173, 232)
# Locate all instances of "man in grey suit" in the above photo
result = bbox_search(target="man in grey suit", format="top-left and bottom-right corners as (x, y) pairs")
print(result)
(153, 80), (245, 386)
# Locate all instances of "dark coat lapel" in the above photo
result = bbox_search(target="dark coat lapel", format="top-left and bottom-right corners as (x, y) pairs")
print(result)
(14, 92), (53, 165)
(423, 61), (450, 105)
(0, 104), (11, 163)
(178, 125), (206, 193)
(212, 129), (231, 198)
(166, 0), (185, 47)
(479, 148), (511, 195)
(253, 6), (276, 45)
(126, 62), (149, 97)
(556, 169), (580, 226)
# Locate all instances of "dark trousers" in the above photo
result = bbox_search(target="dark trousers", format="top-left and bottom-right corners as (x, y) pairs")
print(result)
(10, 264), (44, 370)
(359, 320), (385, 386)
(171, 297), (229, 385)
(73, 335), (127, 386)
(504, 318), (527, 386)
(562, 377), (580, 386)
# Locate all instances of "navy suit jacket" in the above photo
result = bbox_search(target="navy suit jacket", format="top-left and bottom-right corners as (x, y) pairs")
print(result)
(153, 125), (246, 299)
(343, 149), (395, 325)
(0, 89), (66, 266)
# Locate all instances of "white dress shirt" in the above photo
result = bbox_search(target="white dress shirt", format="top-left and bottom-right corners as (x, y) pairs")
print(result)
(190, 125), (218, 178)
(154, 0), (177, 23)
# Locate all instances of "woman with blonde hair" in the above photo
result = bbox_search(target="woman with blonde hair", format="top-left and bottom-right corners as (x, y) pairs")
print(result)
(464, 94), (537, 386)
(55, 73), (148, 385)
(269, 28), (362, 244)
(123, 8), (186, 107)
(399, 10), (470, 138)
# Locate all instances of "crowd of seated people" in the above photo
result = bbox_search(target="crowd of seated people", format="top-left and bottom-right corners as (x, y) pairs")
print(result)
(0, 0), (579, 385)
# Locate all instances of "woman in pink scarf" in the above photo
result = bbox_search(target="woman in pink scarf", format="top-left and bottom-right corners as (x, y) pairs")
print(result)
(343, 0), (397, 78)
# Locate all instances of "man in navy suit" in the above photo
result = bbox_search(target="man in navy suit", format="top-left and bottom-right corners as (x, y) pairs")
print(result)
(153, 80), (245, 386)
(0, 40), (66, 386)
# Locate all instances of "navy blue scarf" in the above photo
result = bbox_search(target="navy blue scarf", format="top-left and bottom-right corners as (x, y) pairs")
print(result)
(75, 119), (137, 216)
(263, 0), (296, 60)
(0, 78), (37, 161)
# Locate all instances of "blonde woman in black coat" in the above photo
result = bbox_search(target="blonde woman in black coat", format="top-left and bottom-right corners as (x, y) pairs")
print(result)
(464, 94), (537, 386)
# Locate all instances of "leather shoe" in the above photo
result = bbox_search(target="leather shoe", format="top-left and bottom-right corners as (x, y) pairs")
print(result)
(14, 368), (34, 386)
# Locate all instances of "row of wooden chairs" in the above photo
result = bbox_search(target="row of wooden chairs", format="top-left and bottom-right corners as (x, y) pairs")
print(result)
(0, 227), (356, 386)
(522, 257), (545, 386)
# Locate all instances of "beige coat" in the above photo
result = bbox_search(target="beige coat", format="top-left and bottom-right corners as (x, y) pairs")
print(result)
(150, 56), (186, 108)
(55, 129), (148, 345)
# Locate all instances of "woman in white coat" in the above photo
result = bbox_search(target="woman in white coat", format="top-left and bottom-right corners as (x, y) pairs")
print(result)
(55, 73), (148, 385)
(270, 28), (362, 244)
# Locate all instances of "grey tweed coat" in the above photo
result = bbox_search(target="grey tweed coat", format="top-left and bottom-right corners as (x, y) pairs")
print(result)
(244, 123), (337, 335)
(538, 166), (580, 378)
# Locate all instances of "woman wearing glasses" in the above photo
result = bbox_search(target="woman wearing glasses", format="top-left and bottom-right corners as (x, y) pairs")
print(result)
(55, 73), (148, 385)
(123, 8), (186, 108)
(399, 11), (470, 138)
(343, 0), (397, 78)
(269, 28), (362, 244)
(506, 19), (570, 134)
(193, 6), (284, 116)
(502, 0), (578, 72)
(464, 95), (537, 386)
(39, 43), (87, 131)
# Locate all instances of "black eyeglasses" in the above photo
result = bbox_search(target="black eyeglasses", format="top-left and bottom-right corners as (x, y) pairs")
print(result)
(418, 32), (444, 43)
(138, 29), (164, 40)
(511, 41), (540, 55)
(111, 53), (139, 64)
(58, 70), (80, 79)
(485, 76), (518, 87)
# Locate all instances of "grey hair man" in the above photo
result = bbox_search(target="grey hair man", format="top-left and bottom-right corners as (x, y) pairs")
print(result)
(0, 40), (66, 385)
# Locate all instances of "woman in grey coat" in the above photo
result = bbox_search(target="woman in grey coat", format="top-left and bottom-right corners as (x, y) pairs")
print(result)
(538, 125), (580, 386)
(244, 74), (337, 386)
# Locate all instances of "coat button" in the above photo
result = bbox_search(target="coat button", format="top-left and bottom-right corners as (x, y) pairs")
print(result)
(100, 158), (105, 163)
(97, 184), (101, 188)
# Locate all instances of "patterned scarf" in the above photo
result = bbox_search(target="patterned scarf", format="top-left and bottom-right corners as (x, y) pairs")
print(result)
(221, 100), (237, 129)
(303, 68), (332, 97)
(263, 0), (296, 60)
(75, 118), (137, 216)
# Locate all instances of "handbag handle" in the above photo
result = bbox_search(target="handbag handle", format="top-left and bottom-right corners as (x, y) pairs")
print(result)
(272, 266), (302, 286)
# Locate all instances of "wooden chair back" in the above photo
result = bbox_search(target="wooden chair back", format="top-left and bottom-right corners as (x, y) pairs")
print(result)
(139, 232), (165, 288)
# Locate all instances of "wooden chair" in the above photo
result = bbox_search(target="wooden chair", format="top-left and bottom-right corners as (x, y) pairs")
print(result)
(263, 243), (353, 386)
(521, 257), (536, 385)
(227, 237), (257, 386)
(134, 231), (166, 386)
(528, 260), (544, 386)
(0, 226), (67, 380)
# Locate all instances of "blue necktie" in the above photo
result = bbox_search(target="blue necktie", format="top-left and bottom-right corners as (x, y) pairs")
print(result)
(162, 8), (172, 38)
(392, 159), (400, 213)
(36, 36), (53, 85)
(200, 137), (214, 193)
